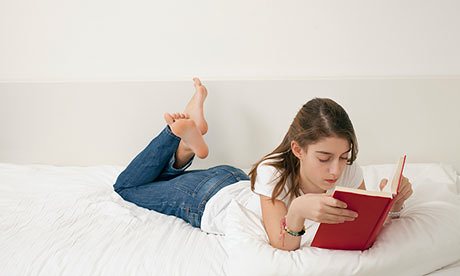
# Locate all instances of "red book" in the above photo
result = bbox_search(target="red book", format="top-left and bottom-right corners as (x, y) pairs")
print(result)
(311, 155), (407, 251)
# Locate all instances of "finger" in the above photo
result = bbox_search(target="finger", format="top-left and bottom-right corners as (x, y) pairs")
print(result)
(399, 188), (413, 201)
(320, 213), (345, 224)
(398, 181), (412, 197)
(393, 193), (404, 204)
(394, 185), (409, 200)
(394, 188), (413, 204)
(323, 220), (343, 224)
(322, 213), (355, 224)
(319, 218), (344, 224)
(324, 205), (358, 218)
(405, 189), (413, 200)
(379, 178), (389, 191)
(324, 196), (347, 209)
(398, 177), (410, 192)
(325, 198), (359, 217)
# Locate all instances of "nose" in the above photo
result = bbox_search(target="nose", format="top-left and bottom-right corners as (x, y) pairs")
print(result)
(329, 160), (340, 177)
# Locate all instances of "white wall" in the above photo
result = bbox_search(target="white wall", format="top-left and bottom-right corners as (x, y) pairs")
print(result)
(1, 0), (460, 81)
(1, 1), (459, 171)
(1, 79), (459, 172)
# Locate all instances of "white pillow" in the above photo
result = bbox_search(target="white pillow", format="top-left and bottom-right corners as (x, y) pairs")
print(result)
(223, 164), (460, 276)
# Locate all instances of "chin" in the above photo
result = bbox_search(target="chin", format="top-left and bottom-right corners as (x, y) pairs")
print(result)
(322, 182), (336, 190)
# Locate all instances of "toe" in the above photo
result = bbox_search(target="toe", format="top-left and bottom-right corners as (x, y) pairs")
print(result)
(163, 113), (175, 125)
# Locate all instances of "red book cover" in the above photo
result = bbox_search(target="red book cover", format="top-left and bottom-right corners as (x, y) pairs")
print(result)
(311, 155), (406, 250)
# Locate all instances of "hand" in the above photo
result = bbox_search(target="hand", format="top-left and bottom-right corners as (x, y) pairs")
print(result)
(291, 193), (358, 224)
(379, 175), (413, 212)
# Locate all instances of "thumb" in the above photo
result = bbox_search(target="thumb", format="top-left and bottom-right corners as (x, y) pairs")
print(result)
(379, 178), (388, 191)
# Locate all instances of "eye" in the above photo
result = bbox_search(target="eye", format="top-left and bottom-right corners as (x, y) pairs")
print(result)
(318, 158), (330, 163)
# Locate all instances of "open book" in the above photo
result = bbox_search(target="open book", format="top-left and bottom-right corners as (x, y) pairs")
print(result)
(311, 155), (407, 250)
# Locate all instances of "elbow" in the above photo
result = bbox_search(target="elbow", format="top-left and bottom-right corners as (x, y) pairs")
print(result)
(269, 241), (300, 252)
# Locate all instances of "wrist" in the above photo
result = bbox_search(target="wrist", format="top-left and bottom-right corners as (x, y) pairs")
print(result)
(392, 202), (404, 212)
(389, 203), (405, 219)
(286, 199), (305, 231)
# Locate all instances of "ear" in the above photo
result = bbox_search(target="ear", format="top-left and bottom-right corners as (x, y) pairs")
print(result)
(290, 141), (303, 160)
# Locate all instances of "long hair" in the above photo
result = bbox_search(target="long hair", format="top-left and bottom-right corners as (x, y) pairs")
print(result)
(248, 98), (358, 203)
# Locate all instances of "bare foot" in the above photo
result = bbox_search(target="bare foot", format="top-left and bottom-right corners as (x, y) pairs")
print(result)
(164, 112), (208, 159)
(184, 77), (208, 135)
(164, 112), (190, 124)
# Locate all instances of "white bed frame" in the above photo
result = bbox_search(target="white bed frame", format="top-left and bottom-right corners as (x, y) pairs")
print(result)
(1, 78), (459, 172)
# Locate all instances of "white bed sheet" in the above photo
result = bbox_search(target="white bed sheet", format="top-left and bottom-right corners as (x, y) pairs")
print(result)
(0, 162), (459, 275)
(0, 163), (225, 275)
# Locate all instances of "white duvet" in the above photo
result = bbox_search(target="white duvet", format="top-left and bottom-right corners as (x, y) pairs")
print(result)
(0, 164), (224, 275)
(0, 162), (459, 275)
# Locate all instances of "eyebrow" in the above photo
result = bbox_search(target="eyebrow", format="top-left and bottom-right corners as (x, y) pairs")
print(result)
(315, 149), (351, 155)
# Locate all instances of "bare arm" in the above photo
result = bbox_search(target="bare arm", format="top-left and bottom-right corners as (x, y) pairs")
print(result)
(260, 195), (304, 251)
(260, 193), (358, 251)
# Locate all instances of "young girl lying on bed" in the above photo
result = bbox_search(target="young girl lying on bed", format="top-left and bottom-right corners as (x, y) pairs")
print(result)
(113, 78), (413, 251)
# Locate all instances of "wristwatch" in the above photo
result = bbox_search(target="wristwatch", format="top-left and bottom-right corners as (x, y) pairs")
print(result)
(388, 204), (405, 219)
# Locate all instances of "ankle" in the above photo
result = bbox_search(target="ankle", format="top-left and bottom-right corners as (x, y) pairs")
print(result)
(174, 141), (194, 168)
(173, 156), (193, 169)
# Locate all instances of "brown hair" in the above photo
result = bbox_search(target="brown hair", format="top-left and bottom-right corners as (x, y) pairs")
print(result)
(248, 98), (358, 203)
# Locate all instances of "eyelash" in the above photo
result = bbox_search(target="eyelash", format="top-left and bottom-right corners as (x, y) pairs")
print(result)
(318, 157), (349, 163)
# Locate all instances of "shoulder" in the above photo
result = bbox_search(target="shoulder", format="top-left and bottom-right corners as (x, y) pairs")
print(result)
(253, 158), (289, 199)
(256, 160), (280, 181)
(254, 159), (282, 187)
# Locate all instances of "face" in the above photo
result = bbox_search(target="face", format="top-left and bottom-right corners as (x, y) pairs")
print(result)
(292, 136), (351, 193)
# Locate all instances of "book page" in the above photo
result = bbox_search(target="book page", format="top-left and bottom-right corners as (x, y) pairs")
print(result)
(333, 155), (406, 198)
(334, 186), (392, 198)
(390, 155), (407, 195)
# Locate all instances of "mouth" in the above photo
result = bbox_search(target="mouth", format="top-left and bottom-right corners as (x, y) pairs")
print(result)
(325, 179), (337, 184)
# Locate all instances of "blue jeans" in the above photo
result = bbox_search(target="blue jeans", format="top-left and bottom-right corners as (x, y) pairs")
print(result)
(113, 126), (249, 228)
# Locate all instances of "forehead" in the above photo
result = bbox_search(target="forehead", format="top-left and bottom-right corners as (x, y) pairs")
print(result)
(307, 137), (350, 154)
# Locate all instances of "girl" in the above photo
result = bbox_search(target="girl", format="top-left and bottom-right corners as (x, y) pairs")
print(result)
(113, 78), (413, 251)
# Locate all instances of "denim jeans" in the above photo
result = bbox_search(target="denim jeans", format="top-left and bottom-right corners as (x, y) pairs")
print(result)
(113, 126), (249, 228)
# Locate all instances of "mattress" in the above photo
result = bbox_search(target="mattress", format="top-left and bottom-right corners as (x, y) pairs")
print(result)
(0, 162), (459, 275)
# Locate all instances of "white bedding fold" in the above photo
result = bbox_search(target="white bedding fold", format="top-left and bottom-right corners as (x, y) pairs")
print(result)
(0, 163), (226, 276)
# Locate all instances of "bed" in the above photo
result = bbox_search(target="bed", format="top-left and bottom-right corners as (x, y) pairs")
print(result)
(1, 79), (460, 275)
(0, 162), (459, 275)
